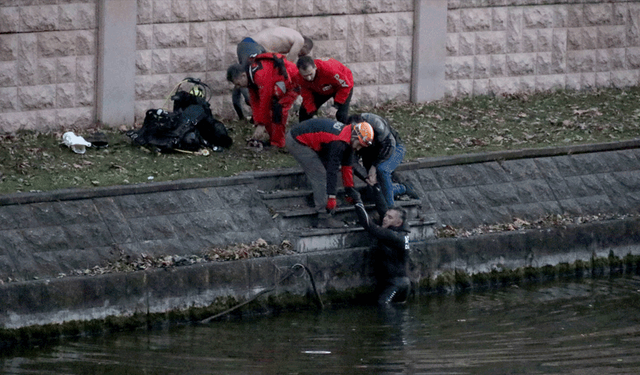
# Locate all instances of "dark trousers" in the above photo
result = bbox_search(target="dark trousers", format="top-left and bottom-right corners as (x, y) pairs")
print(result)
(299, 89), (353, 124)
(232, 38), (266, 120)
(285, 131), (328, 211)
(232, 87), (250, 120)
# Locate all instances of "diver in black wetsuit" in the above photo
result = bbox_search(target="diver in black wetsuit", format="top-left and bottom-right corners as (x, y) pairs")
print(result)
(351, 185), (411, 304)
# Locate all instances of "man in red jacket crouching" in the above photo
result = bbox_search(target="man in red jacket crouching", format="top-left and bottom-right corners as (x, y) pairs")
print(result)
(285, 118), (372, 228)
(227, 52), (300, 148)
(296, 56), (354, 124)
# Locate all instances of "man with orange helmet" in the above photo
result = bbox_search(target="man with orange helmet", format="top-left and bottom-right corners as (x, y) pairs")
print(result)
(285, 118), (369, 228)
(348, 113), (418, 207)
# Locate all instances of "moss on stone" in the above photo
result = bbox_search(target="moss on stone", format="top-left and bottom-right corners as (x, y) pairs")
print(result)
(574, 259), (587, 279)
(434, 271), (456, 293)
(558, 262), (573, 280)
(523, 266), (540, 282)
(5, 253), (640, 351)
(471, 272), (490, 289)
(454, 269), (471, 290)
(591, 255), (608, 277)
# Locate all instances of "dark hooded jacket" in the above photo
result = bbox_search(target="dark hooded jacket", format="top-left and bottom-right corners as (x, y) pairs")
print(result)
(354, 186), (409, 282)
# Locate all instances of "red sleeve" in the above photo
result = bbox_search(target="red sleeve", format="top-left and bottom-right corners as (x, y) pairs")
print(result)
(300, 84), (317, 114)
(283, 61), (302, 104)
(251, 68), (275, 126)
(296, 68), (316, 114)
(331, 61), (353, 105)
(341, 166), (354, 188)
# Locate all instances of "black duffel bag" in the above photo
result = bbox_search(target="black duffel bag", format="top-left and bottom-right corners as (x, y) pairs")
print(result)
(127, 78), (232, 153)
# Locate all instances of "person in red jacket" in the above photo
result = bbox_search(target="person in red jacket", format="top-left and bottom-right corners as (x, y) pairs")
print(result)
(296, 56), (354, 124)
(227, 52), (300, 148)
(232, 27), (313, 121)
(285, 118), (372, 228)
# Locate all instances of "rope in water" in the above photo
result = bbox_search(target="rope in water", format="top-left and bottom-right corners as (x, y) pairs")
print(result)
(199, 263), (323, 324)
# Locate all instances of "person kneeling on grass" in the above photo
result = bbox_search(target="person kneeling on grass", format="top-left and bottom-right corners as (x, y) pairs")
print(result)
(351, 186), (411, 305)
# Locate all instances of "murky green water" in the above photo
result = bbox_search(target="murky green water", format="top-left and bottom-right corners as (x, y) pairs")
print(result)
(3, 276), (640, 374)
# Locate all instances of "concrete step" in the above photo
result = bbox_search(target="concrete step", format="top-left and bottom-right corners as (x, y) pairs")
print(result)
(251, 168), (309, 192)
(260, 188), (314, 211)
(286, 219), (436, 253)
(264, 189), (424, 231)
(274, 199), (424, 229)
(267, 198), (422, 231)
(258, 183), (433, 253)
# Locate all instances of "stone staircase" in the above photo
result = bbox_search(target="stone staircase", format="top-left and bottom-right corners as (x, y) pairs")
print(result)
(252, 168), (436, 253)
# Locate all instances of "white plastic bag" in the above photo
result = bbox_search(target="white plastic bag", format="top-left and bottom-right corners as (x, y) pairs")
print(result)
(62, 132), (92, 154)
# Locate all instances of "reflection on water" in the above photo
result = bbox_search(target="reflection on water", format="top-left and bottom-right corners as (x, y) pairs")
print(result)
(3, 276), (640, 374)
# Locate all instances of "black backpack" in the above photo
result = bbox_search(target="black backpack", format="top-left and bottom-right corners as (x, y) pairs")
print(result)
(128, 78), (232, 153)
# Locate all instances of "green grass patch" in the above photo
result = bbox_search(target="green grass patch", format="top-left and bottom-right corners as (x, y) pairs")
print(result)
(1, 87), (639, 195)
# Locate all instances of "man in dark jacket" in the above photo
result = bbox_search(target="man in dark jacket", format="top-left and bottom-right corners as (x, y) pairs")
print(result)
(348, 113), (417, 207)
(285, 118), (370, 228)
(352, 186), (411, 305)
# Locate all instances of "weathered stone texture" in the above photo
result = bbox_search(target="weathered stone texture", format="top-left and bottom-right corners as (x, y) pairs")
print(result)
(0, 178), (281, 282)
(446, 1), (640, 97)
(0, 2), (97, 132)
(2, 0), (639, 132)
(132, 1), (415, 122)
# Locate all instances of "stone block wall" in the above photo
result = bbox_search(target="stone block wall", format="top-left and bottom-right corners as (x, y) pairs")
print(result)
(446, 0), (640, 97)
(0, 177), (280, 283)
(1, 0), (639, 133)
(0, 1), (97, 133)
(134, 0), (415, 121)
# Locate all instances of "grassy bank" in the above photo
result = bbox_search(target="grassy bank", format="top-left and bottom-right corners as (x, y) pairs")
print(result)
(1, 87), (639, 196)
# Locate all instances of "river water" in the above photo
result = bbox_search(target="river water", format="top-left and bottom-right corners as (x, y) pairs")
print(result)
(2, 276), (640, 374)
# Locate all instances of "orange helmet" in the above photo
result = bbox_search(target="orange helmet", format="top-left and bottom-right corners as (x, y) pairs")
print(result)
(352, 122), (374, 146)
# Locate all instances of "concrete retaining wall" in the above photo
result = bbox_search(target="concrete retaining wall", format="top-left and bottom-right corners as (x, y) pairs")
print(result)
(2, 215), (640, 332)
(402, 140), (640, 229)
(134, 0), (416, 122)
(0, 1), (97, 133)
(1, 141), (640, 284)
(1, 142), (640, 331)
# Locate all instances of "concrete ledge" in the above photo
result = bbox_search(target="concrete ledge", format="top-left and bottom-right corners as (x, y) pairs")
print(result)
(2, 139), (638, 206)
(2, 216), (640, 332)
(414, 217), (640, 279)
(400, 138), (640, 171)
(0, 176), (255, 206)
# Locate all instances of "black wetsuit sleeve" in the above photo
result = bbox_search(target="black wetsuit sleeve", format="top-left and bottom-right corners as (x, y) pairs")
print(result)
(354, 201), (405, 246)
(371, 184), (389, 217)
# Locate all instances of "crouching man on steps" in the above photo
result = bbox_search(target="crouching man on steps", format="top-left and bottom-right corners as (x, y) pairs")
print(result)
(286, 118), (372, 228)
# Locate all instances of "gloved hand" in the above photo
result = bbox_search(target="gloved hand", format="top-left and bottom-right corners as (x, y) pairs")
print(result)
(326, 196), (337, 211)
(344, 187), (361, 205)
